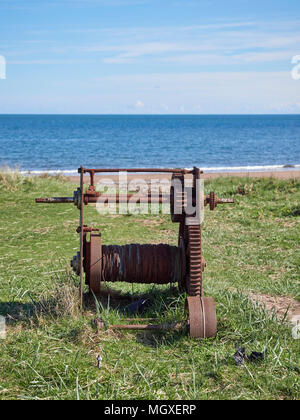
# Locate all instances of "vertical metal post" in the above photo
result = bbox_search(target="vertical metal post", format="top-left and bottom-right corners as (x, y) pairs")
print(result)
(79, 166), (84, 307)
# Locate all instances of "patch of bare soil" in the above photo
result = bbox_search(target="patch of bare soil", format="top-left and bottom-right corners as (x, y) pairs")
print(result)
(249, 292), (300, 325)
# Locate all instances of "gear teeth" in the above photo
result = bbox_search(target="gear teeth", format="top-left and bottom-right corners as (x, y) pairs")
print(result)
(187, 224), (202, 296)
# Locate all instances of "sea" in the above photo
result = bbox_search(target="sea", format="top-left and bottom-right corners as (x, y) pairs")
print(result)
(0, 114), (299, 174)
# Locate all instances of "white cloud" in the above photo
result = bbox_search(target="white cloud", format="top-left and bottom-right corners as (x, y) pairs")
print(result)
(3, 18), (300, 69)
(8, 59), (96, 64)
(2, 14), (300, 113)
(0, 0), (149, 8)
(233, 51), (296, 63)
(89, 25), (300, 66)
(90, 71), (300, 114)
(0, 55), (6, 79)
(135, 100), (144, 108)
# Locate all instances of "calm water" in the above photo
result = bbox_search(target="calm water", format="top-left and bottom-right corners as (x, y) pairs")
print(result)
(0, 115), (299, 173)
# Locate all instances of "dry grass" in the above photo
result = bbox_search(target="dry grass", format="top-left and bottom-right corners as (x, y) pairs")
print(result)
(0, 167), (25, 191)
(0, 167), (69, 192)
(0, 174), (299, 400)
(38, 172), (69, 182)
(37, 278), (80, 319)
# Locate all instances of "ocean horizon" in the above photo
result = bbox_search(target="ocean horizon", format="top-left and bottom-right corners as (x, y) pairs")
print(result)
(0, 114), (299, 173)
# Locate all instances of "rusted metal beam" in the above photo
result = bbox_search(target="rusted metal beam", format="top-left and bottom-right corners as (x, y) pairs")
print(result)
(97, 321), (182, 331)
(35, 197), (74, 203)
(36, 193), (234, 206)
(81, 167), (196, 174)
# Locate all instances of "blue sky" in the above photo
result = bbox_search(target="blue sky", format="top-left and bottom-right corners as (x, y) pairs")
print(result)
(0, 0), (300, 114)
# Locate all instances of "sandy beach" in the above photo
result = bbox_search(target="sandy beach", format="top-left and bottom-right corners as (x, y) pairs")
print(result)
(68, 170), (300, 184)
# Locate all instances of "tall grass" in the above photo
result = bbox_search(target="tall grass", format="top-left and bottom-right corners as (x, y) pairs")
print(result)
(0, 167), (69, 192)
(0, 167), (27, 191)
(0, 173), (299, 400)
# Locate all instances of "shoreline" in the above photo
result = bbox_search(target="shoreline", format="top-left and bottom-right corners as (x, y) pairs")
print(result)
(65, 170), (300, 183)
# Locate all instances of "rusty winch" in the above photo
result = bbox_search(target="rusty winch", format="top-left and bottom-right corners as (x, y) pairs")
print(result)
(36, 167), (234, 338)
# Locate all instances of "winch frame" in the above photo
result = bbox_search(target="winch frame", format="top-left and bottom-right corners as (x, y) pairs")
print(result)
(36, 166), (234, 338)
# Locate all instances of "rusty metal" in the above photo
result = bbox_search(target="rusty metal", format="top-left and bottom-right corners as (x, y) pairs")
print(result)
(209, 191), (216, 211)
(87, 193), (167, 204)
(100, 244), (182, 285)
(187, 296), (217, 338)
(87, 234), (102, 294)
(205, 191), (234, 210)
(79, 167), (84, 307)
(108, 323), (180, 331)
(187, 225), (202, 296)
(170, 173), (185, 223)
(217, 197), (235, 204)
(81, 167), (196, 174)
(201, 297), (217, 337)
(77, 225), (100, 234)
(36, 193), (168, 207)
(36, 192), (233, 208)
(123, 318), (157, 322)
(36, 166), (234, 338)
(35, 197), (74, 203)
(35, 193), (234, 207)
(96, 319), (182, 331)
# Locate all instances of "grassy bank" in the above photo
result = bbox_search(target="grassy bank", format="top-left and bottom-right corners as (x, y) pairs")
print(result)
(0, 171), (299, 400)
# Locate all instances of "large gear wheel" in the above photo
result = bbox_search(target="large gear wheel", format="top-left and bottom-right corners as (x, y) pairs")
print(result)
(187, 224), (202, 297)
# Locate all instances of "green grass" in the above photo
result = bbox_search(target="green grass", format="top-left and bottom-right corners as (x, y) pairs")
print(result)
(0, 172), (299, 400)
